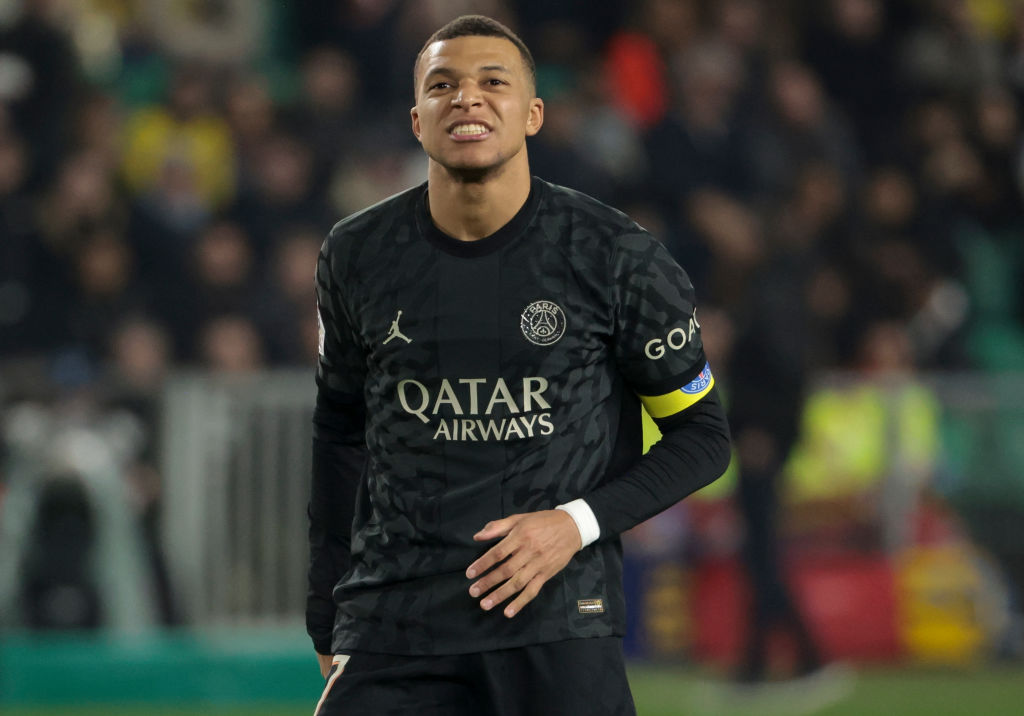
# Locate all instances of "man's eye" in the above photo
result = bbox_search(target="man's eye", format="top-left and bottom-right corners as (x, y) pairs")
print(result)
(430, 82), (451, 90)
(486, 78), (506, 86)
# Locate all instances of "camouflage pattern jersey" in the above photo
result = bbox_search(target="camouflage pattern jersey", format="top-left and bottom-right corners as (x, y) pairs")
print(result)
(313, 177), (714, 655)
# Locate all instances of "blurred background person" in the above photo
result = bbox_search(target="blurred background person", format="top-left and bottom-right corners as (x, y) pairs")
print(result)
(725, 162), (835, 686)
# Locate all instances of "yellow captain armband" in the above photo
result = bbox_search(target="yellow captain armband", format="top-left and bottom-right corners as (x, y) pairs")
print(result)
(638, 362), (715, 419)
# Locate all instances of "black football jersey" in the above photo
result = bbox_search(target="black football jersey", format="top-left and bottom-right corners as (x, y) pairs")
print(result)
(315, 177), (712, 654)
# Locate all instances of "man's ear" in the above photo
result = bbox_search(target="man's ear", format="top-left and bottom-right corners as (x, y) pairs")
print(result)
(526, 98), (544, 137)
(410, 106), (421, 141)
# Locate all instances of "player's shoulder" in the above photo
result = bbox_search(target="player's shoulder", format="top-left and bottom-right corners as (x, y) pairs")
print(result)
(541, 179), (641, 233)
(538, 179), (657, 254)
(321, 183), (425, 263)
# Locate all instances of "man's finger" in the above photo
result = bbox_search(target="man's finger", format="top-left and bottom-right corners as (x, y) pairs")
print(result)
(465, 537), (515, 579)
(469, 551), (529, 597)
(467, 516), (528, 578)
(316, 652), (333, 679)
(473, 514), (521, 541)
(503, 574), (546, 618)
(478, 566), (537, 610)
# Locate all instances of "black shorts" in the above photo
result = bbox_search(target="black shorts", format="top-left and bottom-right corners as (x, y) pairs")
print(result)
(313, 636), (636, 716)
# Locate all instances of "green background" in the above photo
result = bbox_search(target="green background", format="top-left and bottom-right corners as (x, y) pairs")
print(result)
(3, 631), (1023, 715)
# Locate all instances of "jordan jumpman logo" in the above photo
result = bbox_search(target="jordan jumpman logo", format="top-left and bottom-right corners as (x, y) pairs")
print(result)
(383, 310), (412, 345)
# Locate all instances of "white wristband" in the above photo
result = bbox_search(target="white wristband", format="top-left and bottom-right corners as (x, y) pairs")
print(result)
(555, 498), (601, 548)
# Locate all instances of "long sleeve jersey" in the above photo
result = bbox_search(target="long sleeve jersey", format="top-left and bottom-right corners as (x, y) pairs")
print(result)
(307, 177), (730, 655)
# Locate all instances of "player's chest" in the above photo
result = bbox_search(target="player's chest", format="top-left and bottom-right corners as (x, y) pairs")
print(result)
(350, 246), (611, 374)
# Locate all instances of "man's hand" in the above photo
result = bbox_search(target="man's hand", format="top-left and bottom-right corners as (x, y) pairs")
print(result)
(466, 510), (582, 618)
(317, 652), (333, 679)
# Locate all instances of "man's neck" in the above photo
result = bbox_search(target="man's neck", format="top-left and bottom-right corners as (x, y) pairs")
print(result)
(426, 159), (532, 241)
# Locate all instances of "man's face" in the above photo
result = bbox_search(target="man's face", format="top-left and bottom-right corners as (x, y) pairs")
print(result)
(411, 35), (543, 176)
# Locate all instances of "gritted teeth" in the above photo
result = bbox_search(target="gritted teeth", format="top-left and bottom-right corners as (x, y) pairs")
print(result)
(450, 123), (489, 136)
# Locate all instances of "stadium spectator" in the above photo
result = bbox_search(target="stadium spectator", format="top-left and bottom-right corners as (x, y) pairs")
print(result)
(644, 38), (753, 209)
(159, 219), (260, 360)
(969, 87), (1024, 229)
(199, 314), (266, 374)
(603, 25), (670, 130)
(726, 165), (833, 685)
(642, 39), (756, 297)
(107, 317), (173, 396)
(284, 47), (360, 192)
(105, 316), (178, 624)
(0, 0), (80, 187)
(800, 0), (905, 163)
(527, 87), (619, 202)
(73, 90), (124, 169)
(65, 229), (151, 364)
(252, 227), (327, 365)
(224, 73), (278, 198)
(293, 0), (410, 109)
(328, 139), (427, 217)
(141, 0), (266, 69)
(38, 149), (125, 257)
(748, 59), (861, 200)
(901, 0), (1003, 96)
(121, 64), (236, 210)
(684, 189), (763, 308)
(0, 129), (62, 357)
(229, 131), (335, 257)
(20, 476), (103, 630)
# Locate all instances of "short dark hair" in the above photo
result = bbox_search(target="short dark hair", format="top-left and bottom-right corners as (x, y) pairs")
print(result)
(413, 15), (536, 96)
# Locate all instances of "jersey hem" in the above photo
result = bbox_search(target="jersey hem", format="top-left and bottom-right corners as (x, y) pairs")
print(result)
(330, 625), (624, 657)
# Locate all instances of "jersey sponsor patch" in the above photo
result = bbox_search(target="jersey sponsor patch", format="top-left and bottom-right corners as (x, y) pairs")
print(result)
(643, 310), (701, 360)
(637, 362), (715, 419)
(397, 376), (554, 441)
(520, 300), (566, 346)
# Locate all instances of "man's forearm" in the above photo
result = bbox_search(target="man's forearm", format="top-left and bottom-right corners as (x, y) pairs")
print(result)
(306, 391), (367, 652)
(583, 389), (731, 539)
(307, 517), (348, 654)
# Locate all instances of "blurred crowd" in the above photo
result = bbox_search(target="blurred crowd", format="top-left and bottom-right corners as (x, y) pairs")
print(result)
(2, 0), (1023, 385)
(2, 0), (1024, 629)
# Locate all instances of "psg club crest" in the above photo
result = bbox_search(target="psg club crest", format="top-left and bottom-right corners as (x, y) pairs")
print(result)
(521, 300), (566, 346)
(681, 362), (713, 394)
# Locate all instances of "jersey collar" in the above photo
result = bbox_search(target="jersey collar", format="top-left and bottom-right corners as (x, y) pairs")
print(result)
(416, 176), (544, 258)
